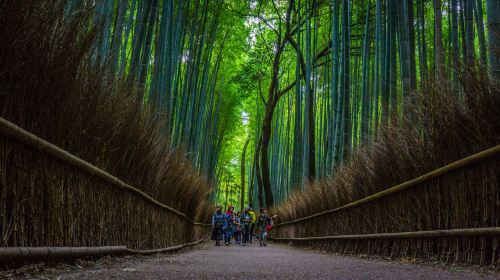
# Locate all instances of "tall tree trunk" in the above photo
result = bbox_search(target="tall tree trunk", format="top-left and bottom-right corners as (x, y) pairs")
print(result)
(434, 0), (446, 79)
(138, 0), (160, 91)
(474, 0), (487, 64)
(487, 0), (500, 76)
(329, 0), (341, 170)
(465, 0), (475, 65)
(460, 0), (468, 62)
(302, 0), (316, 184)
(259, 0), (295, 207)
(240, 137), (250, 210)
(129, 0), (151, 81)
(390, 0), (397, 113)
(292, 0), (303, 186)
(451, 0), (460, 83)
(119, 0), (137, 76)
(397, 0), (410, 99)
(260, 100), (278, 207)
(382, 0), (393, 123)
(341, 0), (351, 158)
(407, 0), (417, 91)
(417, 0), (428, 80)
(248, 158), (256, 206)
(361, 0), (371, 139)
(374, 0), (383, 136)
(224, 179), (229, 210)
(109, 0), (128, 73)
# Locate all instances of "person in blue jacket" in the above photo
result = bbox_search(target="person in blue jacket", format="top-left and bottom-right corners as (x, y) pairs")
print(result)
(223, 205), (235, 245)
(233, 211), (241, 244)
(211, 206), (225, 246)
(224, 214), (238, 246)
(240, 208), (252, 246)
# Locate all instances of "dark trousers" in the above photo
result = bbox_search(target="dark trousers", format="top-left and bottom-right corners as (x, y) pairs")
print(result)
(249, 224), (255, 243)
(259, 229), (267, 244)
(211, 227), (222, 245)
(242, 224), (250, 244)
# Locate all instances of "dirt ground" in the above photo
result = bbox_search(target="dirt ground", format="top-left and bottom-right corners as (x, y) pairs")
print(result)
(2, 241), (499, 279)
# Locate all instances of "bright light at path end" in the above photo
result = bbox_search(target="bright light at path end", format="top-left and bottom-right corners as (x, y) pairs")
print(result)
(242, 111), (249, 125)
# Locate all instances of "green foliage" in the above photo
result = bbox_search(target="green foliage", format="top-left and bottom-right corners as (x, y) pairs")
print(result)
(84, 0), (499, 208)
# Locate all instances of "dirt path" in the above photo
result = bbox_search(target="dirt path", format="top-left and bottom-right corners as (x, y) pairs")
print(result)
(13, 241), (499, 279)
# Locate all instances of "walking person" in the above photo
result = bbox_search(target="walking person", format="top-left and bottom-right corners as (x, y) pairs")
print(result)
(247, 205), (257, 243)
(224, 213), (235, 246)
(211, 206), (225, 246)
(225, 205), (235, 216)
(233, 211), (241, 244)
(255, 208), (272, 247)
(240, 208), (252, 246)
(223, 206), (235, 245)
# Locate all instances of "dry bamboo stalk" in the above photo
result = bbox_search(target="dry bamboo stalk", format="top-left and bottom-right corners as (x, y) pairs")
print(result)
(275, 144), (500, 227)
(0, 117), (210, 227)
(269, 227), (500, 241)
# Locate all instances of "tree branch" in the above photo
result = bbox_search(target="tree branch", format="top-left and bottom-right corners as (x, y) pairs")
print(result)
(278, 80), (297, 97)
(258, 72), (268, 106)
(229, 8), (279, 36)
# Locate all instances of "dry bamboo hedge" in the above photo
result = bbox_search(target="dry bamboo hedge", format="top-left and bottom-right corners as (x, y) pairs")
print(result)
(0, 1), (213, 267)
(271, 154), (500, 265)
(272, 146), (500, 266)
(271, 70), (500, 266)
(0, 133), (209, 251)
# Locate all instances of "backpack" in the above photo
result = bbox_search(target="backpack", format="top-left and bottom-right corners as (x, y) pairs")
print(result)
(213, 212), (224, 228)
(263, 216), (272, 231)
(215, 218), (224, 227)
(248, 211), (256, 224)
(215, 219), (224, 228)
(241, 213), (251, 224)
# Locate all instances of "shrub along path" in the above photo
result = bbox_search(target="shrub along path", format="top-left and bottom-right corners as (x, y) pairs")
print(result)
(23, 241), (498, 279)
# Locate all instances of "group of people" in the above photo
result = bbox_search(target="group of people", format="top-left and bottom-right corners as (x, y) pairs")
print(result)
(211, 205), (273, 247)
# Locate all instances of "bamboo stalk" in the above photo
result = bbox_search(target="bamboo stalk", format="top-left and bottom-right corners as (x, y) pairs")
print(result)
(0, 117), (210, 227)
(275, 144), (500, 227)
(269, 227), (500, 241)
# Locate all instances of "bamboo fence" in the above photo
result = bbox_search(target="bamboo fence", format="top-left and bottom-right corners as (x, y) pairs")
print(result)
(271, 144), (500, 265)
(0, 117), (211, 263)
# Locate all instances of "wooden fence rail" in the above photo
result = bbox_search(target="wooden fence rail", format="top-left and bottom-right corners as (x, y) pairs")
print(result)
(0, 234), (209, 262)
(269, 227), (500, 241)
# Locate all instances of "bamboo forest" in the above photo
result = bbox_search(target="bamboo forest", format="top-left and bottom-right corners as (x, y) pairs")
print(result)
(69, 0), (500, 208)
(1, 0), (500, 278)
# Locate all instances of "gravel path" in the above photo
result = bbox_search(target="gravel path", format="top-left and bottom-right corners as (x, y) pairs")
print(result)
(15, 241), (499, 279)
